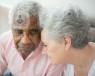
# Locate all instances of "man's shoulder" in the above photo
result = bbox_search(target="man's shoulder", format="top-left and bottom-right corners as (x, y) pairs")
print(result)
(0, 30), (13, 38)
(0, 30), (13, 44)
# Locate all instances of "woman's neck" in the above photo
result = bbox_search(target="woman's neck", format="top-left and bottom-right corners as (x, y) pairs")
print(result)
(65, 43), (95, 68)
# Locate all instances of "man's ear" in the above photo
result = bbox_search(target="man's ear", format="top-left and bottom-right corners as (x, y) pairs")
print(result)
(62, 36), (71, 50)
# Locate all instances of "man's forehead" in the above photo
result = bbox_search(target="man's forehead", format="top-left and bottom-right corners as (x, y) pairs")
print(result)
(16, 15), (24, 24)
(13, 14), (37, 25)
(13, 14), (30, 25)
(12, 11), (38, 30)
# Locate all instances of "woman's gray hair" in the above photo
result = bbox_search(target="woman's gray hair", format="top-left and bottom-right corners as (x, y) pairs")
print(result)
(39, 4), (90, 49)
(9, 0), (42, 30)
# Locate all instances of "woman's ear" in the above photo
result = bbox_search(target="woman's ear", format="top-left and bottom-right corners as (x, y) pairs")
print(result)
(62, 36), (71, 50)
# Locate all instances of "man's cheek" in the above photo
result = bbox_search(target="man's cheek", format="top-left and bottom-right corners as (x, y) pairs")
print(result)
(14, 38), (19, 47)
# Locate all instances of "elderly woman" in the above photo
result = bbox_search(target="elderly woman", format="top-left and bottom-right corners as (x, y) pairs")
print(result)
(39, 4), (95, 76)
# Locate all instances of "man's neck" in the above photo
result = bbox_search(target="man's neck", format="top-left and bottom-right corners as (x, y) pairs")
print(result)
(22, 54), (29, 60)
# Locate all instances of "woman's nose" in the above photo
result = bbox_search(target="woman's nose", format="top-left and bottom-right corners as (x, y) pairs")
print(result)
(42, 49), (47, 55)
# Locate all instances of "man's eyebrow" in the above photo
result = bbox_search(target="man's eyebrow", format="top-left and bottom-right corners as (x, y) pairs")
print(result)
(29, 29), (39, 32)
(14, 28), (23, 31)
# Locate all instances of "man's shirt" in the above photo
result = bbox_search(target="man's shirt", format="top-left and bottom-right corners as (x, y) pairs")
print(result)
(0, 31), (64, 76)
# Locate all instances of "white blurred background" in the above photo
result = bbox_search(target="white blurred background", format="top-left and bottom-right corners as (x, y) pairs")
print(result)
(0, 0), (95, 36)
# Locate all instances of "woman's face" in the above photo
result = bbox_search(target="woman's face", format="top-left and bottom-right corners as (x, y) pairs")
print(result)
(41, 29), (68, 65)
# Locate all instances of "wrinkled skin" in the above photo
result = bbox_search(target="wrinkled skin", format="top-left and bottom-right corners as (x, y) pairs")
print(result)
(12, 16), (40, 60)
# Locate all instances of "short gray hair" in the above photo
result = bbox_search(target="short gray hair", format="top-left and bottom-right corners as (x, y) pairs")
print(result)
(39, 4), (90, 49)
(9, 0), (42, 30)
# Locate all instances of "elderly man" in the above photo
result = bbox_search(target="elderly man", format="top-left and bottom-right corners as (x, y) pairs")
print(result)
(0, 0), (63, 76)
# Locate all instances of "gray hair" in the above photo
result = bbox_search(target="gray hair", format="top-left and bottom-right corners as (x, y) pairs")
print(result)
(39, 4), (90, 49)
(9, 0), (42, 30)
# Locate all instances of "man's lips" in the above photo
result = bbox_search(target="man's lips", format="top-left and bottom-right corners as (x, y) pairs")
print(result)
(20, 47), (33, 51)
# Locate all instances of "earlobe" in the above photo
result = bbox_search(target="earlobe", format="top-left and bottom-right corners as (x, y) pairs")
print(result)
(62, 36), (71, 50)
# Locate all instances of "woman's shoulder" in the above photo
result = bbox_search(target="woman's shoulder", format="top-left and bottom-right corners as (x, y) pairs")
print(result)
(89, 42), (95, 44)
(62, 63), (74, 76)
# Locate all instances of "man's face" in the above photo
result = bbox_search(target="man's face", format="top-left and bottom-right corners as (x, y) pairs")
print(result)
(12, 16), (40, 56)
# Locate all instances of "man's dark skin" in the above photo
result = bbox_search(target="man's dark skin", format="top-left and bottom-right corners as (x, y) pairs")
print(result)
(12, 15), (40, 60)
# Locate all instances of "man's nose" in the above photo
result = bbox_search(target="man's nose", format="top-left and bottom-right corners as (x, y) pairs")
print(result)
(21, 33), (31, 44)
(42, 48), (47, 55)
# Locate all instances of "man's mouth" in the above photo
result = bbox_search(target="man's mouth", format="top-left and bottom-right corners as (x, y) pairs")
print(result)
(20, 47), (34, 51)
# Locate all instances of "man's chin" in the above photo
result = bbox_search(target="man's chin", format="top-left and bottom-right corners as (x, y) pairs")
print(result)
(21, 50), (33, 55)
